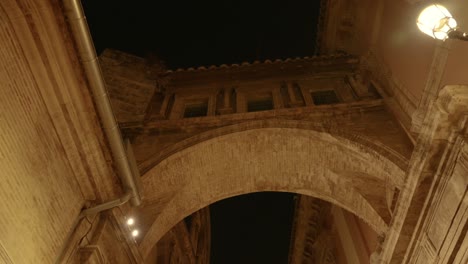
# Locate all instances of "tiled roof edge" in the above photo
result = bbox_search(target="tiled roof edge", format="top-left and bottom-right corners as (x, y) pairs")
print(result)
(166, 53), (354, 74)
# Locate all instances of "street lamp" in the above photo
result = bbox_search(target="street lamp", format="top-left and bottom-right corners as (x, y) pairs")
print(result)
(417, 4), (468, 41)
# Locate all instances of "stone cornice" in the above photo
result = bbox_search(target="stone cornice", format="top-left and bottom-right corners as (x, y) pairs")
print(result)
(122, 99), (384, 131)
(167, 53), (354, 74)
(165, 53), (358, 87)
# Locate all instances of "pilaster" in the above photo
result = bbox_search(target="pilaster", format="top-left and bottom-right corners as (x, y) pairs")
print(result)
(379, 85), (468, 264)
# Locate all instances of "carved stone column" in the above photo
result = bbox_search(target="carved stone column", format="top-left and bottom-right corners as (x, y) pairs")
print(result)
(218, 87), (234, 115)
(411, 41), (451, 133)
(379, 85), (468, 263)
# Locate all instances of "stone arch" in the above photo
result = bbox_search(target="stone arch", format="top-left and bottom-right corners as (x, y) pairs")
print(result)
(137, 123), (406, 259)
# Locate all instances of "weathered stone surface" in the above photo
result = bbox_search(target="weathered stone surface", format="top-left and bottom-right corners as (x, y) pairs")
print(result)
(0, 1), (123, 263)
(380, 85), (468, 264)
(101, 50), (413, 263)
(137, 127), (406, 259)
(142, 207), (210, 264)
(289, 196), (335, 264)
(3, 0), (468, 263)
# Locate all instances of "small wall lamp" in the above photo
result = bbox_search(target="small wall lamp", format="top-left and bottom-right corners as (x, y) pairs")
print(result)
(417, 4), (468, 41)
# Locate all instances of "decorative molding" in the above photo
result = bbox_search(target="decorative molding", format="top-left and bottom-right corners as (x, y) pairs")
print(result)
(405, 140), (467, 264)
(0, 241), (13, 264)
(411, 41), (451, 133)
(132, 107), (410, 175)
(379, 85), (468, 263)
(166, 53), (354, 74)
(360, 50), (418, 134)
(79, 246), (106, 264)
(288, 196), (334, 264)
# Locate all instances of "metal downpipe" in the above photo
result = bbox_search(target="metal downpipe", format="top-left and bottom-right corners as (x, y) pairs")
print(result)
(63, 0), (141, 207)
(54, 1), (142, 263)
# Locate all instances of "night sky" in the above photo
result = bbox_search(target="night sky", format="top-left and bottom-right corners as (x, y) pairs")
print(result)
(210, 192), (296, 264)
(82, 0), (321, 69)
(82, 1), (321, 262)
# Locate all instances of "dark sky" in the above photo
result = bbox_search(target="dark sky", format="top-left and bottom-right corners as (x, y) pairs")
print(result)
(82, 1), (321, 262)
(210, 192), (296, 264)
(82, 0), (321, 69)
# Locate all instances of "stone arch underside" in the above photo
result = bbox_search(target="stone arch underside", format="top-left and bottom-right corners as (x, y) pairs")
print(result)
(137, 127), (406, 260)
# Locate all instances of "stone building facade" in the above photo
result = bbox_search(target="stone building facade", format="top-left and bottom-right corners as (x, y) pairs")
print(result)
(0, 0), (468, 263)
(99, 48), (410, 263)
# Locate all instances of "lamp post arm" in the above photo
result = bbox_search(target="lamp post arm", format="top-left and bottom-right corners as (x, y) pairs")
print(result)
(448, 30), (468, 41)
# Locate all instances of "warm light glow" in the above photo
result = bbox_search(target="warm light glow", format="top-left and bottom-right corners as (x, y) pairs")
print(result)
(126, 218), (135, 226)
(131, 229), (139, 237)
(417, 4), (457, 40)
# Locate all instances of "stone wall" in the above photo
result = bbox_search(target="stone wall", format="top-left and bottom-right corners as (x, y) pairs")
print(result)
(0, 1), (126, 263)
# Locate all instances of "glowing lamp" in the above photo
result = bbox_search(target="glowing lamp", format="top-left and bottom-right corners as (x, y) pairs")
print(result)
(417, 4), (468, 41)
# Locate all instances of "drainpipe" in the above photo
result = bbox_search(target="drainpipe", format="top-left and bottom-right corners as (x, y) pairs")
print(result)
(63, 0), (141, 209)
(54, 1), (141, 263)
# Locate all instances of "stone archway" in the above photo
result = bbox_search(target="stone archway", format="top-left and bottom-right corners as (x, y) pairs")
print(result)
(136, 125), (406, 260)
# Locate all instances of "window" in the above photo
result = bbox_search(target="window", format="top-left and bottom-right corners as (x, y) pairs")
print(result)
(311, 90), (340, 105)
(183, 100), (208, 118)
(247, 98), (273, 112)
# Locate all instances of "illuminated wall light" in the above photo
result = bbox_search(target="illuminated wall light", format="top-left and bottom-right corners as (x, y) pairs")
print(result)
(126, 218), (135, 226)
(417, 4), (457, 40)
(131, 229), (139, 237)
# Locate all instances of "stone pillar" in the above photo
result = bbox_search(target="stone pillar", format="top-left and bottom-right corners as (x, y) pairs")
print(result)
(287, 82), (306, 107)
(218, 87), (234, 114)
(411, 41), (451, 133)
(299, 83), (314, 106)
(207, 95), (216, 116)
(287, 82), (298, 102)
(236, 89), (247, 113)
(159, 93), (175, 119)
(379, 85), (468, 263)
(224, 87), (232, 108)
(272, 86), (284, 109)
